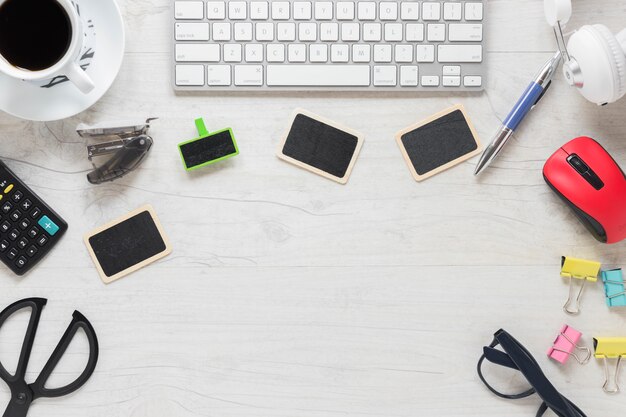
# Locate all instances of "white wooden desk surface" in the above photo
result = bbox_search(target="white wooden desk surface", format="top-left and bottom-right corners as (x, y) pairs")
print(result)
(1, 0), (626, 416)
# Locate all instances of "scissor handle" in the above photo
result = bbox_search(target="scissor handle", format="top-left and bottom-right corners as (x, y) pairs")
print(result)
(30, 311), (99, 399)
(0, 298), (47, 384)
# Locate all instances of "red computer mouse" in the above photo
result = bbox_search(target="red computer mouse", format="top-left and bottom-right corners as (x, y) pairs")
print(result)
(543, 136), (626, 244)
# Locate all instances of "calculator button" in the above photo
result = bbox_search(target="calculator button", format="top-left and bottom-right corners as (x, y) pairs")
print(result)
(36, 235), (48, 247)
(0, 240), (8, 252)
(8, 229), (19, 241)
(28, 227), (39, 238)
(3, 184), (13, 194)
(38, 215), (60, 236)
(19, 218), (30, 230)
(11, 191), (23, 202)
(7, 248), (18, 260)
(9, 210), (22, 222)
(0, 180), (7, 188)
(26, 245), (38, 257)
(0, 221), (10, 233)
(17, 237), (28, 250)
(30, 207), (41, 219)
(20, 199), (32, 211)
(1, 202), (12, 214)
(15, 256), (27, 269)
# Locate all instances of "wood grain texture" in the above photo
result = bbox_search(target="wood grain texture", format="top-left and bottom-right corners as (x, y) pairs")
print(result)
(1, 0), (626, 416)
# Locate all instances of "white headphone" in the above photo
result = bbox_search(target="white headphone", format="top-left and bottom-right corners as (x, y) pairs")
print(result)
(545, 0), (626, 105)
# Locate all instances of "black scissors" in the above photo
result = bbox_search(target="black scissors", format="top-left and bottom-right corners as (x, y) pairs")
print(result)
(0, 298), (99, 417)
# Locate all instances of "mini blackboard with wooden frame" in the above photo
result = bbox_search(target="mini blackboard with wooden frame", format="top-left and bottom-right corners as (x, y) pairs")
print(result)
(395, 105), (482, 182)
(276, 109), (364, 184)
(83, 205), (172, 284)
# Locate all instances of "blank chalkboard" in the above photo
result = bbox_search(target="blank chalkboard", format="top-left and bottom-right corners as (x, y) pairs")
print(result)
(84, 205), (172, 284)
(395, 105), (482, 181)
(179, 128), (238, 170)
(277, 110), (364, 184)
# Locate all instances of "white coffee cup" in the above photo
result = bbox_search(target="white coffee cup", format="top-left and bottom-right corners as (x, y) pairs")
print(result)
(0, 0), (95, 93)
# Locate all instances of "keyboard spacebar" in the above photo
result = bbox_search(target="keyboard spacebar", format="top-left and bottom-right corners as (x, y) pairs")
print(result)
(267, 65), (370, 86)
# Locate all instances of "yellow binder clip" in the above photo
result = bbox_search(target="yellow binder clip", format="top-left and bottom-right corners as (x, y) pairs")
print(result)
(593, 337), (626, 394)
(560, 256), (601, 315)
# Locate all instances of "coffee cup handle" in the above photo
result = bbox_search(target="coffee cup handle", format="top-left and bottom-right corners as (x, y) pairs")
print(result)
(65, 63), (95, 94)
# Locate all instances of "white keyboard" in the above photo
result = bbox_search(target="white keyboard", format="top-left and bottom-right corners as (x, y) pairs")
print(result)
(173, 1), (485, 91)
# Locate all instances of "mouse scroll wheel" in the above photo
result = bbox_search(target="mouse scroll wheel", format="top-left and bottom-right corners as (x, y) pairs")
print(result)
(567, 155), (589, 174)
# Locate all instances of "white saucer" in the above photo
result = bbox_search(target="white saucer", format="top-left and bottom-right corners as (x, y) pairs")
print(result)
(0, 0), (125, 122)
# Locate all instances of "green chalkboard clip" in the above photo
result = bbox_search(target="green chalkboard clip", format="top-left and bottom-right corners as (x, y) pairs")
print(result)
(194, 118), (209, 137)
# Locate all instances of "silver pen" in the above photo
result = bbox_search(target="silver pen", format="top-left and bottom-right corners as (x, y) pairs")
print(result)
(474, 51), (562, 175)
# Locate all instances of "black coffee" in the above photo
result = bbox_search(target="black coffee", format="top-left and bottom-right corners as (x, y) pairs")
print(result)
(0, 0), (72, 71)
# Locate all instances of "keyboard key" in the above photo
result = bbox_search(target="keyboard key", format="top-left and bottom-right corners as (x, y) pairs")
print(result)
(207, 65), (232, 85)
(0, 221), (9, 233)
(267, 44), (286, 62)
(406, 23), (425, 41)
(379, 2), (398, 20)
(395, 45), (413, 62)
(15, 256), (27, 269)
(357, 2), (376, 20)
(224, 44), (242, 62)
(8, 229), (19, 241)
(10, 210), (21, 222)
(331, 44), (349, 62)
(374, 66), (397, 86)
(336, 2), (355, 20)
(299, 23), (317, 41)
(207, 2), (226, 19)
(26, 245), (38, 258)
(250, 1), (269, 19)
(175, 23), (210, 41)
(400, 65), (418, 86)
(443, 65), (461, 76)
(320, 23), (339, 41)
(28, 226), (39, 238)
(213, 22), (232, 41)
(352, 44), (371, 62)
(11, 191), (22, 202)
(293, 2), (312, 20)
(438, 44), (482, 62)
(427, 24), (446, 42)
(7, 248), (17, 261)
(384, 23), (403, 41)
(245, 44), (264, 62)
(464, 75), (482, 87)
(3, 184), (12, 194)
(229, 1), (247, 19)
(288, 44), (307, 62)
(443, 2), (462, 20)
(363, 23), (382, 41)
(175, 1), (204, 19)
(266, 65), (370, 86)
(176, 44), (220, 62)
(175, 65), (204, 86)
(315, 2), (333, 20)
(465, 2), (484, 21)
(309, 44), (328, 62)
(421, 75), (440, 86)
(400, 2), (419, 20)
(422, 2), (441, 20)
(271, 2), (290, 19)
(36, 235), (48, 247)
(374, 45), (392, 62)
(448, 24), (483, 42)
(234, 65), (264, 86)
(256, 22), (274, 41)
(38, 215), (60, 236)
(30, 207), (41, 218)
(1, 202), (12, 214)
(19, 218), (30, 230)
(0, 240), (8, 252)
(443, 76), (461, 86)
(277, 23), (296, 41)
(341, 23), (360, 41)
(234, 22), (253, 40)
(17, 237), (28, 250)
(416, 45), (435, 62)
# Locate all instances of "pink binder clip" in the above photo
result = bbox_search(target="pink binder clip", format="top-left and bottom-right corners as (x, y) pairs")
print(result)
(547, 325), (591, 365)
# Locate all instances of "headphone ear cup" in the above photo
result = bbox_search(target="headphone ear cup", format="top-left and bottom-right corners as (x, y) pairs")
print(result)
(566, 25), (626, 104)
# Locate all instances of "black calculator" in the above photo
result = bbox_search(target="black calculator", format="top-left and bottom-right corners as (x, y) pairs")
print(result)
(0, 161), (67, 275)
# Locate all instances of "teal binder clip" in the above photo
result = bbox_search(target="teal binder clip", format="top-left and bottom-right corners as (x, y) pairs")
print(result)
(601, 269), (626, 308)
(177, 118), (239, 171)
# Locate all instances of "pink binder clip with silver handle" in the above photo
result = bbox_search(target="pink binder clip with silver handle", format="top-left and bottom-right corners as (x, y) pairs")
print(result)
(547, 325), (591, 365)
